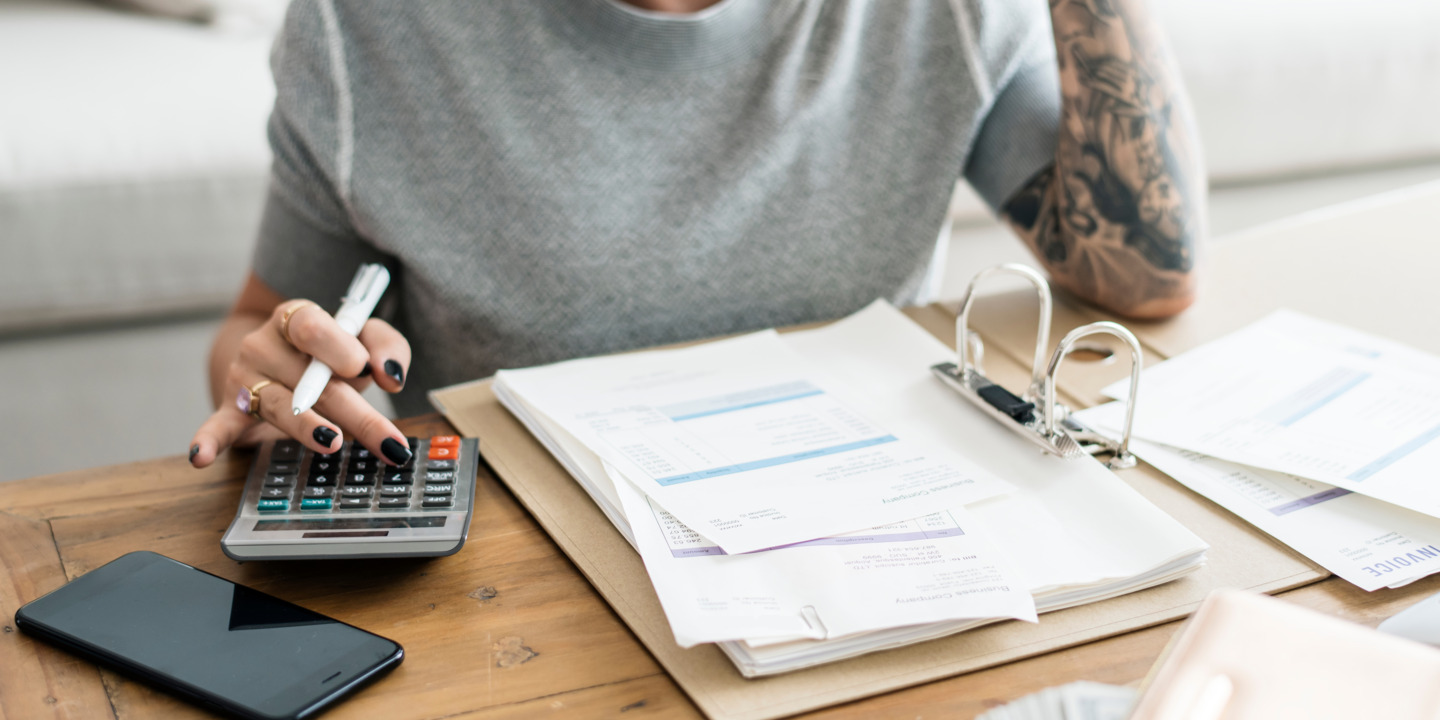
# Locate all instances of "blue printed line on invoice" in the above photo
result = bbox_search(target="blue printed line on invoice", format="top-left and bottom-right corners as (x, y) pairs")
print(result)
(670, 525), (966, 558)
(1261, 368), (1372, 428)
(1348, 422), (1440, 481)
(665, 389), (824, 422)
(653, 435), (898, 486)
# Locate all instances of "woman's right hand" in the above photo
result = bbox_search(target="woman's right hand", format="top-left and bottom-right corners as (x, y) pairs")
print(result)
(189, 279), (414, 469)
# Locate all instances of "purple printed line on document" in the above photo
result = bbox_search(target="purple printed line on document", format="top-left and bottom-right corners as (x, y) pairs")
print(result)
(1269, 487), (1353, 516)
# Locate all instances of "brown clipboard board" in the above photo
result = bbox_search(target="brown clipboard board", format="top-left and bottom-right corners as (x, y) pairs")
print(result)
(430, 304), (1325, 720)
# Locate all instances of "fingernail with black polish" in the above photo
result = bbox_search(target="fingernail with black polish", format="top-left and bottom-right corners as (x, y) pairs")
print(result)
(384, 359), (405, 386)
(358, 364), (372, 378)
(189, 444), (200, 464)
(313, 426), (338, 448)
(381, 437), (413, 465)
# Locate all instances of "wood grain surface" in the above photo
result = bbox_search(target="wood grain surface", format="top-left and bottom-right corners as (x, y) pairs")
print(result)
(9, 182), (1440, 720)
(8, 410), (1436, 720)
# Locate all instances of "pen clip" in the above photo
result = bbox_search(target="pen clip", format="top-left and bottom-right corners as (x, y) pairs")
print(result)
(343, 264), (389, 307)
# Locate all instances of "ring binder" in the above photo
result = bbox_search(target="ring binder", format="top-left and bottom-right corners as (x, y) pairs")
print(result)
(931, 263), (1141, 469)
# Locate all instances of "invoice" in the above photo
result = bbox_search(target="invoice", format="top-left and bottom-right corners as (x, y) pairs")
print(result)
(496, 330), (1012, 554)
(1076, 402), (1440, 591)
(1098, 310), (1440, 520)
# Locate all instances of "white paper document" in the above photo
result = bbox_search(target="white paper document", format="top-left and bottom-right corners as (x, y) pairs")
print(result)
(496, 330), (1012, 554)
(613, 466), (1037, 647)
(485, 300), (1208, 675)
(1098, 309), (1440, 520)
(1076, 403), (1440, 591)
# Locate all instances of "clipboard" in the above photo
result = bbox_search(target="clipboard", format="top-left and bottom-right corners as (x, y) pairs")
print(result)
(431, 302), (1327, 720)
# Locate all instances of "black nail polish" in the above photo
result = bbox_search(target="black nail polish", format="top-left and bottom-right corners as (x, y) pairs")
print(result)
(189, 444), (200, 463)
(313, 426), (338, 448)
(384, 359), (405, 385)
(381, 437), (413, 465)
(358, 364), (372, 378)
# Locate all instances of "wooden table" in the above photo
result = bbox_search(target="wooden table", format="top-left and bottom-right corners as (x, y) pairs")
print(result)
(6, 182), (1440, 719)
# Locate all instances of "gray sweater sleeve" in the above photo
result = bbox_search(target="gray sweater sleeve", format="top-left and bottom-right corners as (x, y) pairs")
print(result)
(252, 0), (390, 313)
(957, 0), (1062, 213)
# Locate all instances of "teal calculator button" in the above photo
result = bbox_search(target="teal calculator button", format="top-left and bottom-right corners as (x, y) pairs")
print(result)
(301, 498), (332, 511)
(257, 499), (289, 512)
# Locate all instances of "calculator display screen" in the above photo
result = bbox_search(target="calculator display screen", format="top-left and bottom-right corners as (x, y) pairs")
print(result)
(252, 517), (449, 531)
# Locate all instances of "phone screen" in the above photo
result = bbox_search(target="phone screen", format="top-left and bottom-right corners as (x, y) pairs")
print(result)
(16, 552), (402, 719)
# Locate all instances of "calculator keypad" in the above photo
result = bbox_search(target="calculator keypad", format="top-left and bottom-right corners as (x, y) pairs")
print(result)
(253, 436), (465, 514)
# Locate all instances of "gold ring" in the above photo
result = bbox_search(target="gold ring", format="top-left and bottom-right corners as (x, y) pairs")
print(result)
(278, 300), (319, 346)
(236, 380), (274, 419)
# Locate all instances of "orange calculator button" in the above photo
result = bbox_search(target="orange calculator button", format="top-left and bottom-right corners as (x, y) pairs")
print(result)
(430, 435), (460, 448)
(428, 444), (458, 460)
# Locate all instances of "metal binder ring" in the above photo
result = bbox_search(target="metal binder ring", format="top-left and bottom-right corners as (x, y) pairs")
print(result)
(1043, 322), (1143, 470)
(954, 263), (1052, 401)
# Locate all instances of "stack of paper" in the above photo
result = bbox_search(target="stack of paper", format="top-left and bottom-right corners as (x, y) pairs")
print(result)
(494, 301), (1207, 676)
(1076, 309), (1440, 591)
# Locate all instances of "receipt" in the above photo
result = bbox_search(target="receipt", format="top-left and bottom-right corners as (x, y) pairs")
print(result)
(613, 464), (1036, 647)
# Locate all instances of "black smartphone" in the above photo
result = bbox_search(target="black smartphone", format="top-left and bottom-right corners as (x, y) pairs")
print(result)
(15, 551), (403, 720)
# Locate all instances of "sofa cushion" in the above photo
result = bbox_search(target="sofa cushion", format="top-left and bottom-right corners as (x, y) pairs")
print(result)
(950, 0), (1440, 225)
(1159, 0), (1440, 182)
(0, 0), (275, 332)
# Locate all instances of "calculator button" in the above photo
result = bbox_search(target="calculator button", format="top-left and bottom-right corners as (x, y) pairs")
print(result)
(430, 435), (460, 447)
(427, 445), (458, 461)
(426, 460), (456, 471)
(268, 462), (299, 475)
(309, 460), (341, 476)
(306, 475), (336, 487)
(301, 498), (332, 511)
(425, 470), (455, 483)
(271, 440), (301, 461)
(338, 497), (372, 509)
(260, 487), (290, 499)
(424, 483), (454, 495)
(378, 470), (413, 485)
(348, 459), (378, 474)
(257, 499), (290, 512)
(315, 450), (341, 461)
(422, 496), (453, 508)
(380, 485), (410, 497)
(349, 446), (374, 460)
(263, 475), (294, 487)
(341, 486), (373, 497)
(302, 487), (332, 498)
(379, 497), (410, 508)
(345, 473), (376, 486)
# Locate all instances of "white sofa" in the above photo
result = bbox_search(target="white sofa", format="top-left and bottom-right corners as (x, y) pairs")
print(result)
(946, 0), (1440, 221)
(0, 0), (275, 333)
(3, 0), (1440, 331)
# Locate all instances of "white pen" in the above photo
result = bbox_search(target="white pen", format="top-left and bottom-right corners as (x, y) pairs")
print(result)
(291, 264), (391, 415)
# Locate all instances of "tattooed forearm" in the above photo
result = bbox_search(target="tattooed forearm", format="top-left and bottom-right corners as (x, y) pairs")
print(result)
(1004, 0), (1204, 318)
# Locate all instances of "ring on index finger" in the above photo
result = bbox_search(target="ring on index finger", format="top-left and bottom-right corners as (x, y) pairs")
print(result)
(278, 300), (319, 346)
(236, 380), (274, 419)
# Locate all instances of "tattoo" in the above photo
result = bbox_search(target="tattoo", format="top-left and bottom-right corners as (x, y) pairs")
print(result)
(1003, 0), (1200, 316)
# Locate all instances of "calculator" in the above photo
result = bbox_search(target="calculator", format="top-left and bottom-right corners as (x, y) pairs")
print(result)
(221, 435), (479, 561)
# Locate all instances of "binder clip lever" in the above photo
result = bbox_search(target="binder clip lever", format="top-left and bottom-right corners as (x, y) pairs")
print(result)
(930, 263), (1142, 470)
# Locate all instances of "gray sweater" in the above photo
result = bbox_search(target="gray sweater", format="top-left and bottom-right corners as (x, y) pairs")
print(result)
(254, 0), (1060, 416)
